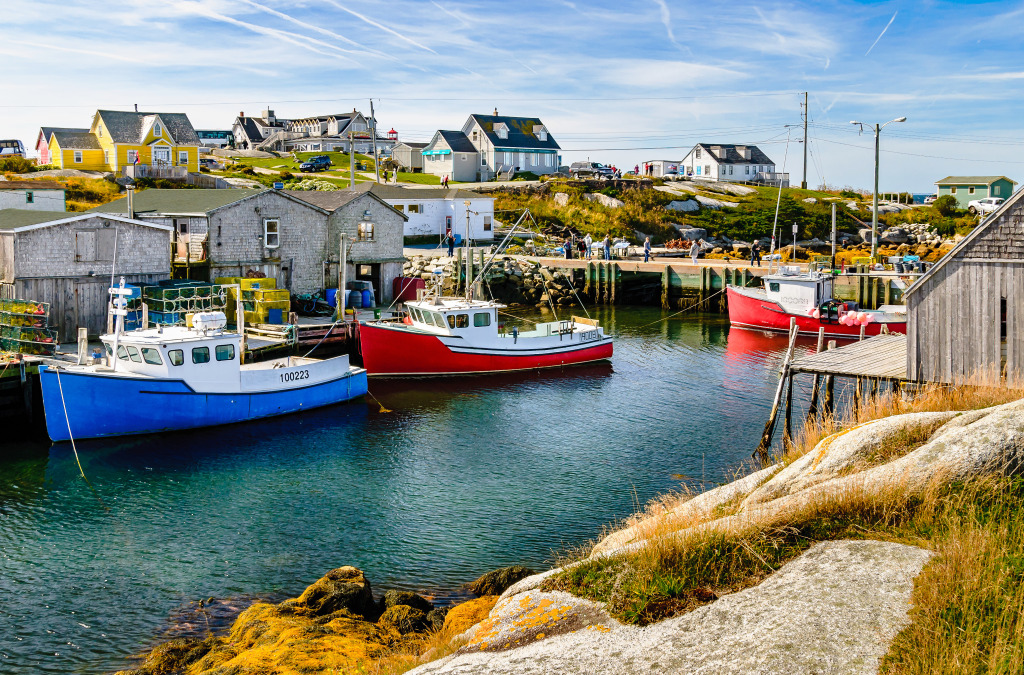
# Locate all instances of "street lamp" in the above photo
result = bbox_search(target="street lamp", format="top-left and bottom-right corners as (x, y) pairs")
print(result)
(851, 116), (907, 260)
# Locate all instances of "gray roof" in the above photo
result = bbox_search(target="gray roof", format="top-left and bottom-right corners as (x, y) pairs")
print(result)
(0, 209), (169, 232)
(284, 188), (408, 220)
(469, 114), (560, 150)
(52, 130), (102, 150)
(39, 127), (88, 143)
(234, 116), (267, 143)
(935, 175), (1017, 186)
(91, 188), (264, 216)
(0, 181), (64, 190)
(694, 143), (775, 166)
(96, 110), (201, 146)
(395, 141), (428, 149)
(348, 182), (485, 202)
(436, 130), (477, 153)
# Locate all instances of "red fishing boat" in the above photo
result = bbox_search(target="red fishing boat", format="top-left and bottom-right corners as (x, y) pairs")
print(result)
(727, 267), (906, 338)
(358, 296), (613, 376)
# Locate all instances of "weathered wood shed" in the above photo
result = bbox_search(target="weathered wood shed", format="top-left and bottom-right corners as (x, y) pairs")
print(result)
(906, 186), (1024, 383)
(0, 210), (171, 339)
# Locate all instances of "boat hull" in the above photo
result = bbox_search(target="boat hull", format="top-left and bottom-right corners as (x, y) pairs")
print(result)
(358, 322), (613, 376)
(39, 366), (368, 441)
(726, 286), (905, 338)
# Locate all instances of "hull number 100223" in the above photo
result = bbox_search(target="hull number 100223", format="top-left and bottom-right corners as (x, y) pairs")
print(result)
(280, 369), (310, 383)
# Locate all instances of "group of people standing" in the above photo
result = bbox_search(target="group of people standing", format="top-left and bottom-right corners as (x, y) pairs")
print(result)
(561, 233), (616, 261)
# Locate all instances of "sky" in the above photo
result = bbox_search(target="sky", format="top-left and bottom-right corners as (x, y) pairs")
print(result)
(2, 0), (1024, 192)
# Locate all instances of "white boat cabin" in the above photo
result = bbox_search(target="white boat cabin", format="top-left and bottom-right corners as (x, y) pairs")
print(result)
(101, 325), (244, 392)
(763, 268), (834, 313)
(405, 298), (503, 337)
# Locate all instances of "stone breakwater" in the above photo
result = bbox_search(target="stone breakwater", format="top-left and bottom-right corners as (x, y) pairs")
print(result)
(403, 255), (585, 308)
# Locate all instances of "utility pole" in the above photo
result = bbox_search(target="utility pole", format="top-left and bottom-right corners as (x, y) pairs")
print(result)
(831, 202), (837, 268)
(336, 233), (347, 321)
(369, 99), (381, 184)
(801, 91), (808, 190)
(349, 127), (355, 189)
(872, 123), (880, 260)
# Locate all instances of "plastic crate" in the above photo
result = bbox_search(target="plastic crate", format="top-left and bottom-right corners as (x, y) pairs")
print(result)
(240, 277), (276, 290)
(244, 289), (290, 303)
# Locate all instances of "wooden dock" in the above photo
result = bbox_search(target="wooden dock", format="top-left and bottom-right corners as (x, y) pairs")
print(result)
(789, 333), (907, 381)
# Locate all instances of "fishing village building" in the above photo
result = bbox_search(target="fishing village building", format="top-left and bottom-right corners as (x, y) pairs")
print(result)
(906, 185), (1024, 383)
(935, 175), (1017, 209)
(0, 210), (171, 338)
(39, 110), (202, 177)
(679, 143), (784, 185)
(0, 181), (66, 212)
(344, 183), (495, 241)
(391, 141), (427, 172)
(232, 109), (398, 155)
(422, 111), (561, 182)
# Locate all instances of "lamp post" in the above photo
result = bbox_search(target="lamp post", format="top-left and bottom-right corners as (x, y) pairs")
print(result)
(850, 116), (906, 260)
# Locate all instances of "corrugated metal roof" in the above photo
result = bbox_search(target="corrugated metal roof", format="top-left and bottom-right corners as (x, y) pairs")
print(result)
(90, 188), (264, 215)
(935, 175), (1017, 186)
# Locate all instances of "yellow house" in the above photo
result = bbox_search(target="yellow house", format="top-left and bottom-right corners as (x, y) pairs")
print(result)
(45, 110), (201, 174)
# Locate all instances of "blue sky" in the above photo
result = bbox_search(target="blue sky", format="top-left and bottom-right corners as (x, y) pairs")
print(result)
(2, 0), (1023, 191)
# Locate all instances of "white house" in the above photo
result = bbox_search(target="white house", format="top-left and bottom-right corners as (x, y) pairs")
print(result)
(679, 144), (785, 185)
(231, 110), (287, 150)
(0, 181), (66, 212)
(350, 183), (495, 241)
(422, 111), (561, 182)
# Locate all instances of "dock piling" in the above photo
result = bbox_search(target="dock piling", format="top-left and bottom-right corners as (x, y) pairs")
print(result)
(755, 318), (799, 463)
(806, 327), (825, 421)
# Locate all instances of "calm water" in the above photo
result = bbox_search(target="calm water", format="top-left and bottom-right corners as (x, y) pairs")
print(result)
(0, 307), (820, 674)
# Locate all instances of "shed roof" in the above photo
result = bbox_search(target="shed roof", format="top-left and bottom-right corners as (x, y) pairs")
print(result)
(436, 130), (477, 153)
(39, 127), (88, 143)
(91, 188), (264, 216)
(347, 182), (486, 201)
(284, 188), (408, 220)
(395, 141), (428, 149)
(905, 182), (1024, 297)
(96, 110), (201, 146)
(51, 130), (103, 150)
(468, 114), (560, 150)
(935, 175), (1017, 186)
(0, 181), (65, 190)
(0, 209), (172, 232)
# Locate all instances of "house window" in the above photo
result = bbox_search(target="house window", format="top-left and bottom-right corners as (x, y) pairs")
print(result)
(25, 191), (33, 204)
(103, 151), (110, 165)
(696, 148), (702, 159)
(407, 204), (420, 214)
(481, 154), (487, 166)
(951, 187), (957, 194)
(745, 165), (750, 175)
(98, 126), (103, 138)
(74, 150), (83, 163)
(154, 122), (162, 136)
(216, 344), (235, 361)
(127, 150), (138, 164)
(538, 130), (547, 141)
(393, 204), (405, 212)
(704, 165), (710, 176)
(192, 346), (210, 364)
(995, 185), (1002, 196)
(729, 165), (734, 175)
(263, 218), (280, 248)
(496, 126), (508, 140)
(357, 222), (375, 241)
(969, 186), (976, 195)
(483, 216), (491, 231)
(179, 151), (188, 165)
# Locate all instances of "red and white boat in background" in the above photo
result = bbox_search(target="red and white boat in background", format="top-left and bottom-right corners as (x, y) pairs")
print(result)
(358, 296), (613, 377)
(727, 266), (906, 338)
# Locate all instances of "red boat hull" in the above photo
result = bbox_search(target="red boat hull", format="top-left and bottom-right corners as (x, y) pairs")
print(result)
(726, 286), (905, 338)
(357, 322), (614, 376)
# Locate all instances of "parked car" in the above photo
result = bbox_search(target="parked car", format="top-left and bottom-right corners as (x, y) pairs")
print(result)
(968, 197), (1004, 215)
(198, 157), (218, 169)
(569, 161), (615, 180)
(662, 170), (680, 181)
(923, 194), (937, 205)
(300, 155), (332, 172)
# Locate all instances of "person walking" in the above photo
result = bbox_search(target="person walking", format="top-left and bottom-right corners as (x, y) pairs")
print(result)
(634, 164), (639, 176)
(643, 236), (652, 263)
(689, 238), (700, 266)
(603, 234), (612, 261)
(446, 228), (454, 257)
(564, 238), (573, 260)
(442, 174), (449, 189)
(578, 238), (586, 258)
(750, 241), (762, 267)
(584, 233), (593, 259)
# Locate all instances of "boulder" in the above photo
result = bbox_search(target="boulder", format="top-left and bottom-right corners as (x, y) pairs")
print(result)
(846, 201), (860, 210)
(442, 596), (499, 636)
(674, 226), (707, 241)
(583, 193), (625, 208)
(383, 589), (434, 614)
(880, 228), (909, 245)
(694, 195), (739, 209)
(426, 607), (450, 631)
(294, 566), (376, 618)
(802, 197), (817, 204)
(553, 192), (569, 207)
(858, 228), (875, 244)
(666, 199), (699, 213)
(379, 605), (429, 635)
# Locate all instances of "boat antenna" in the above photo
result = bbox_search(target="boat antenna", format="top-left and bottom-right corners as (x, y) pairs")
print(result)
(769, 128), (793, 274)
(468, 209), (535, 293)
(463, 199), (472, 300)
(108, 277), (130, 373)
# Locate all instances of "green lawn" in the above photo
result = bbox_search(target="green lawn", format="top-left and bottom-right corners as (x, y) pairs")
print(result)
(225, 151), (377, 172)
(396, 172), (441, 185)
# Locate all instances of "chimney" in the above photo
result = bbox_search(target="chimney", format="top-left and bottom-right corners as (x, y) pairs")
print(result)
(134, 103), (138, 113)
(239, 111), (245, 118)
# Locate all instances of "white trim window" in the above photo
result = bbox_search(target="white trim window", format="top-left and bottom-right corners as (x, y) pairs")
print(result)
(357, 221), (375, 241)
(127, 150), (138, 164)
(154, 122), (162, 137)
(74, 150), (83, 163)
(104, 151), (110, 165)
(483, 215), (491, 231)
(178, 150), (188, 165)
(263, 218), (280, 248)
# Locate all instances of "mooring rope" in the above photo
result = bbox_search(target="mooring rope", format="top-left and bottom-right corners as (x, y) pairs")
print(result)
(634, 288), (727, 330)
(54, 368), (88, 479)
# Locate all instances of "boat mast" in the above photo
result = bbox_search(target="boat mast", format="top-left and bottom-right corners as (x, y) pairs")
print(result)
(464, 199), (472, 300)
(108, 277), (129, 372)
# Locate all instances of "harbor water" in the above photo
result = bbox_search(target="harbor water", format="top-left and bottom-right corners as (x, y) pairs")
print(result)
(0, 307), (821, 674)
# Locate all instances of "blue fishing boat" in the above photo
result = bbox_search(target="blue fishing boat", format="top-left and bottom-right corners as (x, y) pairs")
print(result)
(39, 285), (366, 441)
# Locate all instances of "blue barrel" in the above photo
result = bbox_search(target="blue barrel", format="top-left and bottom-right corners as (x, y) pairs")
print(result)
(326, 288), (338, 308)
(361, 289), (372, 307)
(349, 291), (362, 309)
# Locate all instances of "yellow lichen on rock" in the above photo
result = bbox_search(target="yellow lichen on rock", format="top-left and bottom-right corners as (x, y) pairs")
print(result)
(442, 595), (499, 635)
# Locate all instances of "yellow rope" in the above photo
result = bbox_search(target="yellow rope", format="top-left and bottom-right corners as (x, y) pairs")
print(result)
(366, 389), (392, 413)
(54, 368), (87, 479)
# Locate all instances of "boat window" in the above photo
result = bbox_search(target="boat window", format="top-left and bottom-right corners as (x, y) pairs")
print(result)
(216, 344), (235, 361)
(142, 348), (163, 365)
(192, 346), (211, 364)
(116, 345), (129, 360)
(105, 344), (113, 356)
(446, 314), (456, 329)
(455, 314), (469, 328)
(125, 345), (143, 363)
(168, 349), (184, 366)
(427, 311), (445, 328)
(474, 312), (491, 327)
(769, 282), (780, 292)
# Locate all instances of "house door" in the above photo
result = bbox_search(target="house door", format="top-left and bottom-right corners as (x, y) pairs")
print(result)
(174, 219), (190, 261)
(153, 147), (171, 165)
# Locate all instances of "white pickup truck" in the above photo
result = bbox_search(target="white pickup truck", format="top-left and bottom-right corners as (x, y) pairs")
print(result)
(968, 197), (1004, 215)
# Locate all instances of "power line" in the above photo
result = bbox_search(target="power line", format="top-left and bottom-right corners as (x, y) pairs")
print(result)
(814, 136), (1024, 165)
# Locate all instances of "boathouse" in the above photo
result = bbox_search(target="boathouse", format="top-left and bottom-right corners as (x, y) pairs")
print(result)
(905, 186), (1024, 383)
(92, 189), (332, 293)
(0, 210), (171, 338)
(285, 189), (407, 303)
